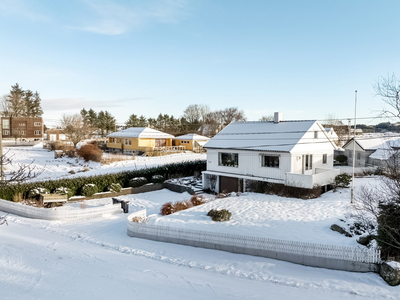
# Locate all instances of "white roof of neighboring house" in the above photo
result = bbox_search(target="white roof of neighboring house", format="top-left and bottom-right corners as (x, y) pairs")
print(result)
(346, 136), (399, 151)
(174, 133), (210, 141)
(204, 120), (335, 152)
(195, 140), (208, 147)
(369, 148), (395, 160)
(107, 127), (174, 139)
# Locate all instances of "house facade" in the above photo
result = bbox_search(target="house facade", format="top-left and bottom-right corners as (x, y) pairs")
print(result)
(174, 133), (210, 152)
(46, 129), (67, 142)
(107, 127), (174, 154)
(1, 116), (44, 141)
(202, 113), (339, 193)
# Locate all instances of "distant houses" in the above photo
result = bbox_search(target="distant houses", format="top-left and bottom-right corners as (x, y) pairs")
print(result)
(174, 133), (210, 153)
(1, 116), (44, 141)
(202, 112), (339, 193)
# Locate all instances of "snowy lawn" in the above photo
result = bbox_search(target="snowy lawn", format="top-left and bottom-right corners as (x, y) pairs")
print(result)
(3, 144), (205, 182)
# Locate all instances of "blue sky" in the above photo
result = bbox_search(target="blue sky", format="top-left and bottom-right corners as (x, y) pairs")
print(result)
(0, 0), (399, 127)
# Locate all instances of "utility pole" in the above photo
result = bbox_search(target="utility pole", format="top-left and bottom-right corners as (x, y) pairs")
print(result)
(351, 90), (357, 204)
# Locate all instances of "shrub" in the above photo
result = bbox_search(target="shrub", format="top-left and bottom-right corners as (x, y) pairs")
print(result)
(161, 202), (174, 215)
(335, 173), (352, 188)
(81, 184), (98, 197)
(77, 144), (102, 162)
(174, 200), (193, 212)
(129, 177), (147, 188)
(151, 174), (165, 183)
(28, 187), (50, 199)
(190, 195), (206, 206)
(208, 209), (232, 222)
(335, 155), (348, 165)
(54, 187), (74, 198)
(107, 183), (122, 193)
(377, 202), (400, 258)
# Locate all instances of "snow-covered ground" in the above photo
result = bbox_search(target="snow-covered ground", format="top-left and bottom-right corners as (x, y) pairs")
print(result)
(3, 144), (206, 182)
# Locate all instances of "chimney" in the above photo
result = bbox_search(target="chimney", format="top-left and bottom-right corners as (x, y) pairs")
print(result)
(274, 112), (282, 123)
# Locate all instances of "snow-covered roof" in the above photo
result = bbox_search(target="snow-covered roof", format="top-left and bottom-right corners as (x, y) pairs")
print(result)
(348, 136), (400, 151)
(369, 148), (395, 160)
(107, 127), (174, 139)
(195, 140), (208, 147)
(204, 120), (328, 152)
(174, 133), (210, 141)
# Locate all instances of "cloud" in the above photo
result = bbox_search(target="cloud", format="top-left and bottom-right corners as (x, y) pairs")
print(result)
(70, 0), (189, 35)
(0, 0), (48, 22)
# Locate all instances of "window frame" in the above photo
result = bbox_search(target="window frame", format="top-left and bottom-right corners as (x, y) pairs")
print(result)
(314, 131), (318, 139)
(261, 155), (280, 168)
(322, 154), (327, 164)
(34, 130), (41, 135)
(2, 119), (9, 129)
(304, 154), (313, 171)
(125, 138), (131, 146)
(3, 130), (9, 135)
(34, 122), (42, 126)
(218, 152), (239, 168)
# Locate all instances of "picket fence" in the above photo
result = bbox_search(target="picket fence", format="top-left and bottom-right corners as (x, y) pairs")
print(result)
(0, 199), (122, 221)
(127, 217), (381, 272)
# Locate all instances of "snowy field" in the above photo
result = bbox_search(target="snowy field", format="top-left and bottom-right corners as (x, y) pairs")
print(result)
(3, 144), (206, 182)
(1, 179), (400, 299)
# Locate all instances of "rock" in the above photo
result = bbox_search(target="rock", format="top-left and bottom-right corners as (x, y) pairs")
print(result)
(357, 235), (374, 246)
(68, 170), (76, 174)
(330, 224), (352, 237)
(380, 261), (400, 286)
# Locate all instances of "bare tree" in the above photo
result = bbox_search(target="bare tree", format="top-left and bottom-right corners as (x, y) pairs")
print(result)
(259, 115), (274, 121)
(375, 74), (400, 119)
(182, 104), (211, 130)
(218, 107), (246, 126)
(323, 114), (348, 146)
(61, 114), (93, 148)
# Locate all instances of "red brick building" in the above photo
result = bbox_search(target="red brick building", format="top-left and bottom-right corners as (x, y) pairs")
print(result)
(1, 117), (44, 141)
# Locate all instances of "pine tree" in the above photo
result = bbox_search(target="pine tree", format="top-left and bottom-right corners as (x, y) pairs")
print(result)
(6, 83), (25, 116)
(125, 114), (139, 127)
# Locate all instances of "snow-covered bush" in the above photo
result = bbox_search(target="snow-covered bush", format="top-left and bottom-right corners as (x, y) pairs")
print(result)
(54, 187), (74, 198)
(190, 195), (206, 206)
(335, 173), (352, 188)
(28, 187), (50, 199)
(81, 184), (98, 197)
(129, 177), (147, 188)
(151, 175), (164, 183)
(208, 209), (232, 222)
(107, 183), (122, 193)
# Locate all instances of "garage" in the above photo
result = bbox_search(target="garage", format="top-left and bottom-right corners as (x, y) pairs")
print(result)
(219, 176), (242, 193)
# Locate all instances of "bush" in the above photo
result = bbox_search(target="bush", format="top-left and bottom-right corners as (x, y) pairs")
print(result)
(129, 177), (147, 188)
(174, 200), (193, 212)
(151, 174), (165, 183)
(161, 202), (174, 215)
(208, 209), (232, 222)
(27, 187), (50, 199)
(335, 155), (348, 165)
(377, 202), (400, 258)
(107, 183), (122, 193)
(190, 195), (207, 206)
(54, 187), (74, 198)
(81, 184), (98, 197)
(77, 144), (102, 162)
(335, 173), (352, 188)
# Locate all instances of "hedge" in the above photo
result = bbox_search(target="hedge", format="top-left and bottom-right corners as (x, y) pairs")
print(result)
(0, 160), (206, 201)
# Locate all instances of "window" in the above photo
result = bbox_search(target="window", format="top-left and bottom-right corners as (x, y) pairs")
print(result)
(3, 130), (9, 135)
(2, 119), (9, 129)
(125, 138), (131, 146)
(114, 138), (117, 143)
(34, 130), (41, 135)
(218, 152), (239, 167)
(304, 154), (313, 171)
(181, 140), (189, 144)
(262, 155), (279, 168)
(322, 154), (327, 164)
(314, 131), (318, 138)
(34, 122), (41, 126)
(357, 152), (361, 160)
(18, 123), (26, 126)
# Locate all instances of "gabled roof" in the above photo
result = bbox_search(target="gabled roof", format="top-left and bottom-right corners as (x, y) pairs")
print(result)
(107, 127), (174, 139)
(174, 133), (210, 141)
(204, 120), (334, 152)
(343, 136), (399, 151)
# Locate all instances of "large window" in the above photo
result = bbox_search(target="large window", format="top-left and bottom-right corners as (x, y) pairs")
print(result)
(218, 152), (239, 167)
(2, 119), (9, 129)
(125, 138), (131, 146)
(34, 122), (41, 126)
(304, 154), (313, 171)
(262, 155), (279, 168)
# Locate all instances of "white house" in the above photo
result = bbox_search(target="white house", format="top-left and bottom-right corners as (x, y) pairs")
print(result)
(202, 112), (339, 193)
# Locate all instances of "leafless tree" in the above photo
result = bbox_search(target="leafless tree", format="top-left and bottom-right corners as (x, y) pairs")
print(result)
(323, 114), (348, 146)
(218, 107), (246, 126)
(259, 115), (274, 121)
(374, 74), (400, 119)
(61, 114), (93, 148)
(0, 150), (44, 187)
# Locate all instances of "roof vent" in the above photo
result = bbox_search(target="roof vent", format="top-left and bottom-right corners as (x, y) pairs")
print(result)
(274, 112), (282, 123)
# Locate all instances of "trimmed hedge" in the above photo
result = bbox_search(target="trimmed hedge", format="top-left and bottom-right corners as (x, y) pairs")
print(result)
(81, 184), (98, 197)
(107, 183), (122, 193)
(0, 160), (206, 201)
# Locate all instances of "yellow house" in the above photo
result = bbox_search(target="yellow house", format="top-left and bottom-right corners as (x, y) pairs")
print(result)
(174, 133), (210, 152)
(107, 127), (174, 154)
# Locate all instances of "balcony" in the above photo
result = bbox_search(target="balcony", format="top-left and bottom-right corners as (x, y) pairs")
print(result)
(285, 168), (340, 189)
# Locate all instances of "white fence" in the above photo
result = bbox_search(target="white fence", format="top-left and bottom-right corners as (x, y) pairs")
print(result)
(127, 221), (381, 272)
(0, 199), (122, 221)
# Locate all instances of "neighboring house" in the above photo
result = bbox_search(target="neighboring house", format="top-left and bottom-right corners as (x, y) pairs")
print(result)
(46, 129), (67, 142)
(174, 133), (210, 152)
(107, 127), (174, 154)
(202, 112), (339, 193)
(349, 128), (363, 135)
(343, 136), (400, 167)
(324, 127), (339, 146)
(1, 116), (44, 141)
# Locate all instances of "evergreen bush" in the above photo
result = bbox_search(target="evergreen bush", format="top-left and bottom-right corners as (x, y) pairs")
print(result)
(107, 183), (122, 193)
(81, 184), (98, 197)
(151, 175), (164, 183)
(27, 187), (50, 199)
(208, 209), (232, 222)
(129, 177), (147, 188)
(335, 173), (352, 188)
(54, 187), (74, 198)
